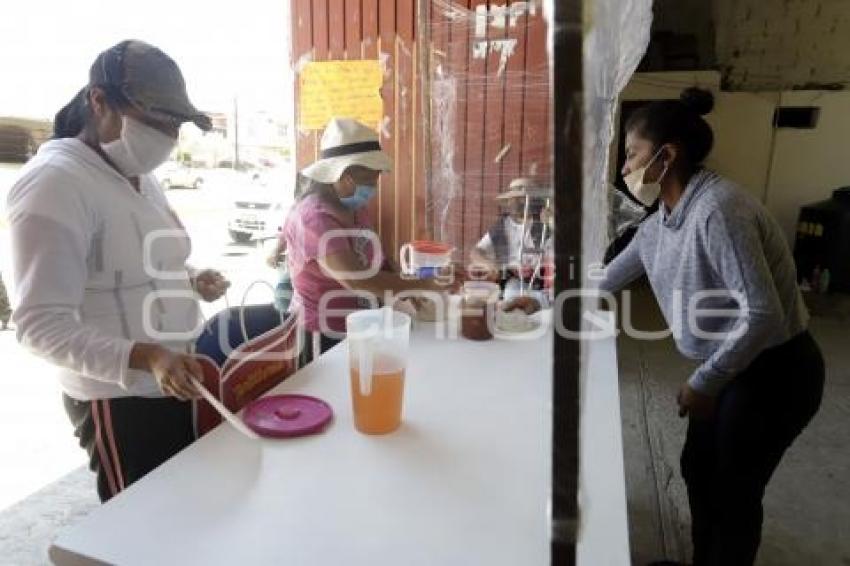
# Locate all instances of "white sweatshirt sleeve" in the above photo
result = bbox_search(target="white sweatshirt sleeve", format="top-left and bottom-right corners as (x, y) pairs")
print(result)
(7, 176), (137, 389)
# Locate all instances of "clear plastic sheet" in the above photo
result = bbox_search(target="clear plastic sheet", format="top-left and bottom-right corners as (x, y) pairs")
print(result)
(582, 0), (653, 280)
(423, 0), (651, 278)
(610, 184), (648, 238)
(425, 0), (552, 267)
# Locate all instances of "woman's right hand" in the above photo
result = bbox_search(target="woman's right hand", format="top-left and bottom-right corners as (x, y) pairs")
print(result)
(150, 347), (204, 401)
(133, 344), (203, 401)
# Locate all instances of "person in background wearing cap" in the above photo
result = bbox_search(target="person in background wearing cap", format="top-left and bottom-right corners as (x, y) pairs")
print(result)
(6, 40), (229, 502)
(470, 177), (545, 295)
(283, 118), (448, 364)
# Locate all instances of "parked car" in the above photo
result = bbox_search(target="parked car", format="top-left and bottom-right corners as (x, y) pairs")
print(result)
(155, 161), (206, 190)
(227, 185), (292, 244)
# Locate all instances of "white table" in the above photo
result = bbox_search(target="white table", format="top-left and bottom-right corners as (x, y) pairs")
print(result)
(576, 314), (631, 565)
(50, 313), (628, 565)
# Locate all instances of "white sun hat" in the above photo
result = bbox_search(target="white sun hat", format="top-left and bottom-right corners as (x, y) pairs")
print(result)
(300, 118), (393, 184)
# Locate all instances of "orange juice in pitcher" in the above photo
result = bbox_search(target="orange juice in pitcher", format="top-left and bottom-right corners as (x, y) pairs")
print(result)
(350, 355), (405, 434)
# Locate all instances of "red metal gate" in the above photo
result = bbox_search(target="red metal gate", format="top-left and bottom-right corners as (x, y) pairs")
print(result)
(290, 0), (550, 263)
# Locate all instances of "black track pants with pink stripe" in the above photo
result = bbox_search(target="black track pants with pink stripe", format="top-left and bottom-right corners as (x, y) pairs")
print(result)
(63, 394), (195, 502)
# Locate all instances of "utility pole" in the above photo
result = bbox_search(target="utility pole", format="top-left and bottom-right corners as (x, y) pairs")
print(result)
(233, 96), (240, 169)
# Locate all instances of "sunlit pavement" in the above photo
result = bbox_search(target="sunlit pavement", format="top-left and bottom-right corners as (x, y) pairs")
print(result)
(0, 331), (88, 512)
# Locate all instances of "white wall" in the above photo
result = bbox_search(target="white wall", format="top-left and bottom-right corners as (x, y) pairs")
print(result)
(705, 91), (776, 201)
(617, 73), (850, 244)
(765, 91), (850, 241)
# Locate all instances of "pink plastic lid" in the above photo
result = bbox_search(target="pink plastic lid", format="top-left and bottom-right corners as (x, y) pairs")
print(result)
(242, 395), (333, 438)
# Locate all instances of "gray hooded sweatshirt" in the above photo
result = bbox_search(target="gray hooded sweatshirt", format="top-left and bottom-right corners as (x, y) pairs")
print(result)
(599, 169), (809, 395)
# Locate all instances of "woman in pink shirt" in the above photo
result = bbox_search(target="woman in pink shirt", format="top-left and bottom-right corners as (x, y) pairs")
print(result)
(284, 118), (445, 364)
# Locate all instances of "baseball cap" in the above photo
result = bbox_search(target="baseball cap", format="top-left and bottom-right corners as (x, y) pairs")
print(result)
(90, 40), (212, 131)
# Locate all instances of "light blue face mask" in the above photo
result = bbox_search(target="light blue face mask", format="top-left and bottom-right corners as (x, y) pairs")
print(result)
(340, 184), (377, 210)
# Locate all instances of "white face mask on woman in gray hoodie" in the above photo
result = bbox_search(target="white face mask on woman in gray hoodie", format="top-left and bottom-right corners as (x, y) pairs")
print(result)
(100, 116), (177, 177)
(623, 147), (669, 207)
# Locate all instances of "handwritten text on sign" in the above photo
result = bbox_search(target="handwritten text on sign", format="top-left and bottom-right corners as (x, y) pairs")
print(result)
(299, 60), (384, 130)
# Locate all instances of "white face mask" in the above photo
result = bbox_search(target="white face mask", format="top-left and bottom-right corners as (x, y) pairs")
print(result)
(623, 147), (668, 207)
(101, 116), (177, 177)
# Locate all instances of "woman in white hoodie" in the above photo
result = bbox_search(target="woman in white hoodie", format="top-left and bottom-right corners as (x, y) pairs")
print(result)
(6, 40), (229, 502)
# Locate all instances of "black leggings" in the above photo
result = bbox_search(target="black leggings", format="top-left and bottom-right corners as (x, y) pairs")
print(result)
(63, 394), (195, 502)
(681, 331), (825, 566)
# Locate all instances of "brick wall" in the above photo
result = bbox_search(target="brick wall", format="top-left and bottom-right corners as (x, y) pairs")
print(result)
(715, 0), (850, 90)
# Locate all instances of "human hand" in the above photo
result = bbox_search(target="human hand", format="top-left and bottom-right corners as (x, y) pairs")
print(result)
(146, 345), (204, 401)
(193, 269), (230, 302)
(677, 382), (716, 419)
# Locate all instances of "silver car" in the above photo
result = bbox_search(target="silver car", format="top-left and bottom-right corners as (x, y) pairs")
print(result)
(156, 161), (206, 190)
(227, 174), (292, 243)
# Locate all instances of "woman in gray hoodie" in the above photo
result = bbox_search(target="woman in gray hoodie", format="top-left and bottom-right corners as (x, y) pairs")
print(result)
(602, 88), (824, 566)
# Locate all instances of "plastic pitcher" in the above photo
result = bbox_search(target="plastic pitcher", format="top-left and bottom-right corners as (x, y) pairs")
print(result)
(346, 307), (411, 434)
(399, 240), (453, 278)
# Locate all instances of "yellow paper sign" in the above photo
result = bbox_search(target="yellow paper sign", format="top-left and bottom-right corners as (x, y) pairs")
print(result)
(299, 60), (384, 130)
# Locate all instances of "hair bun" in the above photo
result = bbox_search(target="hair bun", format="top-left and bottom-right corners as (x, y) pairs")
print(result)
(680, 87), (714, 116)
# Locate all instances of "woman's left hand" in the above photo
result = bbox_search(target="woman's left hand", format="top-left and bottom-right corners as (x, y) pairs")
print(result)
(193, 269), (231, 302)
(677, 383), (716, 420)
